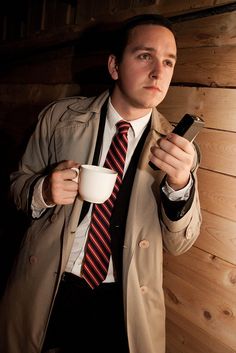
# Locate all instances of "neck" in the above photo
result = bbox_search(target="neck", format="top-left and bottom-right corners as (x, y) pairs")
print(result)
(110, 92), (152, 121)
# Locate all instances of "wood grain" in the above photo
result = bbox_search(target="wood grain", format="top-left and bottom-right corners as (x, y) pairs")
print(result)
(98, 0), (236, 19)
(197, 129), (236, 175)
(1, 0), (236, 50)
(166, 307), (235, 353)
(174, 11), (236, 48)
(157, 0), (236, 16)
(198, 169), (236, 221)
(158, 86), (236, 132)
(164, 246), (236, 303)
(173, 46), (236, 87)
(195, 210), (236, 265)
(163, 268), (236, 350)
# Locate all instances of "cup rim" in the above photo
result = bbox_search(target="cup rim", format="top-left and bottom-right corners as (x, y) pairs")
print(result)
(81, 164), (117, 175)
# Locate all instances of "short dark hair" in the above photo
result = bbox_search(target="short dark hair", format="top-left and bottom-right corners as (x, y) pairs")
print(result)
(110, 14), (175, 62)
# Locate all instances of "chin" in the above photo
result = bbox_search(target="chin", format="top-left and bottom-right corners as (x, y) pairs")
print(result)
(142, 94), (165, 108)
(142, 98), (163, 109)
(152, 97), (165, 107)
(129, 93), (164, 109)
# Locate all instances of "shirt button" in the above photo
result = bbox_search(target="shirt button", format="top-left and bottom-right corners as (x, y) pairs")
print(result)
(139, 240), (150, 248)
(29, 255), (38, 264)
(140, 286), (148, 294)
(186, 227), (193, 239)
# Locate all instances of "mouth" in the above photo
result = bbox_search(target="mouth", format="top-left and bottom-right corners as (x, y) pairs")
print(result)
(143, 86), (162, 92)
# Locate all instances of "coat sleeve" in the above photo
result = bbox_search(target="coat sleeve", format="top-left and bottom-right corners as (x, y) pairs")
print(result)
(10, 102), (60, 215)
(159, 142), (202, 255)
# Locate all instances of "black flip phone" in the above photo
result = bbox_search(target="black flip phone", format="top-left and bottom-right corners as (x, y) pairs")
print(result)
(149, 113), (205, 170)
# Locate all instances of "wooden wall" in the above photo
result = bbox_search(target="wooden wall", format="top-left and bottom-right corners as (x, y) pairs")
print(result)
(159, 5), (236, 352)
(1, 1), (236, 352)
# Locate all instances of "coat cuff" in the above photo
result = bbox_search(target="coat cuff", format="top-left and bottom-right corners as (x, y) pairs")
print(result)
(160, 173), (195, 221)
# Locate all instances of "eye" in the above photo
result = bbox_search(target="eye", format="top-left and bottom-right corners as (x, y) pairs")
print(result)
(164, 60), (175, 68)
(138, 53), (152, 61)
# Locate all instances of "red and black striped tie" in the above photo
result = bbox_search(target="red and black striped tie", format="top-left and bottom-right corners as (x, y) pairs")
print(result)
(81, 120), (130, 288)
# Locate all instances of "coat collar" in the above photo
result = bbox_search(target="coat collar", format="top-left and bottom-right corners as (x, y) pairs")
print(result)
(150, 108), (173, 137)
(67, 90), (110, 114)
(65, 90), (173, 137)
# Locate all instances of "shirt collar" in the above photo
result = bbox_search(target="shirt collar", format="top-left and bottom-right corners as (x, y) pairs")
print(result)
(107, 98), (151, 137)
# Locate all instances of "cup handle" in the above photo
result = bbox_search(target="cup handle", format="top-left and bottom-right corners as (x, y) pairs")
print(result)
(71, 167), (80, 183)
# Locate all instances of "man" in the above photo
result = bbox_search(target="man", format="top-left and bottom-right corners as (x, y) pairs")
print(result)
(0, 14), (202, 353)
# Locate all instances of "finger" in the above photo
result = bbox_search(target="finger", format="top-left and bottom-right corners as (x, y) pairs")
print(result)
(166, 133), (194, 154)
(71, 167), (79, 183)
(50, 172), (78, 196)
(150, 151), (191, 189)
(158, 138), (194, 166)
(150, 142), (194, 180)
(53, 168), (79, 183)
(151, 142), (185, 167)
(150, 147), (183, 171)
(51, 184), (78, 204)
(55, 160), (80, 171)
(149, 151), (177, 176)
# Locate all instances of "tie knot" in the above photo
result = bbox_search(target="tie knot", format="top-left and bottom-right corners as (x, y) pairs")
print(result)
(116, 120), (130, 135)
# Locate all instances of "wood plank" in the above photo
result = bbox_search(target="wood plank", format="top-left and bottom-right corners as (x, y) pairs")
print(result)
(54, 0), (71, 27)
(91, 0), (111, 17)
(1, 1), (236, 54)
(0, 83), (81, 104)
(164, 247), (236, 303)
(158, 86), (236, 132)
(43, 0), (57, 30)
(75, 0), (93, 24)
(98, 0), (236, 19)
(174, 11), (236, 48)
(0, 46), (109, 85)
(163, 270), (236, 350)
(166, 308), (235, 353)
(27, 0), (44, 34)
(0, 46), (74, 84)
(65, 3), (76, 25)
(173, 46), (236, 87)
(197, 129), (236, 176)
(0, 57), (73, 84)
(195, 210), (236, 265)
(157, 0), (236, 16)
(198, 169), (236, 221)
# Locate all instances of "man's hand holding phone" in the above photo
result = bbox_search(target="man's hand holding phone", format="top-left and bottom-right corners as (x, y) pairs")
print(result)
(150, 133), (195, 190)
(149, 114), (205, 190)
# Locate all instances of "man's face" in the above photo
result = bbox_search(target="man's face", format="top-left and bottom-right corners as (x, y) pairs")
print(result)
(108, 24), (177, 118)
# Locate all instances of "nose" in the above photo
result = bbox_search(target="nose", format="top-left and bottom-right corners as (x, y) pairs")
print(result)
(149, 59), (163, 79)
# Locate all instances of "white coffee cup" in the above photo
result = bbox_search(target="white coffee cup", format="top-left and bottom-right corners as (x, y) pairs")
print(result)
(72, 165), (117, 204)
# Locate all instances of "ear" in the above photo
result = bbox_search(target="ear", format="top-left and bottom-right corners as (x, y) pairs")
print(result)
(108, 54), (119, 80)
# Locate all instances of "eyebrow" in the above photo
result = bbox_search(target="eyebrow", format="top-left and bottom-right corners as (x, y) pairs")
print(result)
(131, 46), (177, 61)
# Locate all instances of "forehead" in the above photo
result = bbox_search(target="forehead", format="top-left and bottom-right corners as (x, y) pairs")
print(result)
(126, 24), (177, 53)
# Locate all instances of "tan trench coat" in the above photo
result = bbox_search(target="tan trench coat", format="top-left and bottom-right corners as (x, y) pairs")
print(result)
(0, 91), (202, 353)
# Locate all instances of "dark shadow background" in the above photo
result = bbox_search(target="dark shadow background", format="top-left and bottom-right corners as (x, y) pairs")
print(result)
(71, 20), (118, 96)
(0, 129), (30, 296)
(0, 20), (118, 297)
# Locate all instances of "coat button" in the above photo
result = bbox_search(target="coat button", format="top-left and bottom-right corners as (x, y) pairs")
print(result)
(185, 227), (193, 239)
(140, 286), (148, 294)
(50, 214), (57, 223)
(139, 240), (150, 248)
(29, 255), (38, 264)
